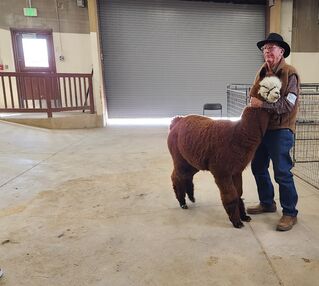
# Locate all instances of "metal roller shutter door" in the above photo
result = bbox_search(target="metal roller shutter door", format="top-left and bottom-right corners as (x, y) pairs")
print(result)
(98, 0), (265, 118)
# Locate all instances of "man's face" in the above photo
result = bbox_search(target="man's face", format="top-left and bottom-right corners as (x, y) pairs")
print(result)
(261, 43), (284, 67)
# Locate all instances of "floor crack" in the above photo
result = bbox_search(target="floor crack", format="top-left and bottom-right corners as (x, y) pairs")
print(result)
(248, 223), (285, 286)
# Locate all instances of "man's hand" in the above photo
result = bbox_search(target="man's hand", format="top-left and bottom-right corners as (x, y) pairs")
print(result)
(250, 97), (263, 108)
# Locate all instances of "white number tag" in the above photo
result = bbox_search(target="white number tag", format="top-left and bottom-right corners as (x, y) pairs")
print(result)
(287, 93), (297, 105)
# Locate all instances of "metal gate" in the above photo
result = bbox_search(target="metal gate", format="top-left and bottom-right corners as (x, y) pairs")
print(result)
(292, 85), (319, 188)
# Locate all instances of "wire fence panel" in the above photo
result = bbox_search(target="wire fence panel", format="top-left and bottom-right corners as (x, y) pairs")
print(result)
(293, 162), (319, 190)
(293, 122), (319, 162)
(226, 84), (251, 117)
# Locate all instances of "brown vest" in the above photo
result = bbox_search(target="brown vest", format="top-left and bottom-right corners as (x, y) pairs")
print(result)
(249, 59), (300, 133)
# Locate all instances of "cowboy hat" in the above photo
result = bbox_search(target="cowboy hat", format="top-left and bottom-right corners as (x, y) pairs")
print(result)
(257, 33), (290, 58)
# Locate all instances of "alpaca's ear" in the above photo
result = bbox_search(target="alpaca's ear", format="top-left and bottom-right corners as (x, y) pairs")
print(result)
(276, 69), (282, 78)
(259, 67), (267, 79)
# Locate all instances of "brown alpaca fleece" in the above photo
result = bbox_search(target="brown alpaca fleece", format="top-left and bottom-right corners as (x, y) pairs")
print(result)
(167, 106), (270, 228)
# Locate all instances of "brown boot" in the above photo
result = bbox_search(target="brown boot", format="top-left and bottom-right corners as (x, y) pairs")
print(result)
(276, 215), (297, 231)
(247, 203), (277, 214)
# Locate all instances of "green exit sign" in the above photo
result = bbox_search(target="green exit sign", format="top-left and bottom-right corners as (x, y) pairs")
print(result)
(23, 8), (38, 17)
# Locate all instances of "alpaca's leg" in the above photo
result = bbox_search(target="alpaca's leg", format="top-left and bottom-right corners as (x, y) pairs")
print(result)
(186, 179), (195, 203)
(171, 169), (187, 209)
(168, 132), (198, 208)
(214, 174), (243, 228)
(171, 164), (198, 209)
(232, 173), (251, 222)
(185, 172), (198, 203)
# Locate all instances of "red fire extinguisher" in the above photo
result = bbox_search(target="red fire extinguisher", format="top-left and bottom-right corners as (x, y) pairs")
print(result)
(0, 64), (4, 71)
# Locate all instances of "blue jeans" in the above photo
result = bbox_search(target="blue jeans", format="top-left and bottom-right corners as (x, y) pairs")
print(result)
(251, 129), (298, 217)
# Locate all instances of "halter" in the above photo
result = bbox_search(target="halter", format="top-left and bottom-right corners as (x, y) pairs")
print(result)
(260, 85), (278, 100)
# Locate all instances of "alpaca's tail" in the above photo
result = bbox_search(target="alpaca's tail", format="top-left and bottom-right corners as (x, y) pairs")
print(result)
(170, 116), (183, 130)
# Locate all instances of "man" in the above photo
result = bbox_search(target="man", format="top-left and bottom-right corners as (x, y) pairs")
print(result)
(247, 33), (300, 231)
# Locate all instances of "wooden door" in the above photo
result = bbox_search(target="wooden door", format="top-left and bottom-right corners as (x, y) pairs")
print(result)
(11, 29), (58, 107)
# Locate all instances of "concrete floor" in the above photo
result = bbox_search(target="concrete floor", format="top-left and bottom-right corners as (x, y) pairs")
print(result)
(0, 121), (318, 286)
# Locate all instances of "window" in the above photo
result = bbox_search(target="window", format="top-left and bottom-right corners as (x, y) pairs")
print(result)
(22, 36), (49, 68)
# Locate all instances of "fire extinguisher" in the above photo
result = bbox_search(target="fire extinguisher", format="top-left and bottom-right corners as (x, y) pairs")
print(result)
(0, 63), (4, 71)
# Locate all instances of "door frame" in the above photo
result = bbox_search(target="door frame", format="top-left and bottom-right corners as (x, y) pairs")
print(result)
(10, 28), (58, 105)
(11, 28), (57, 73)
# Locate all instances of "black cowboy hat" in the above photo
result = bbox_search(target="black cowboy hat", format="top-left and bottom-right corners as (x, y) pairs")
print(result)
(257, 33), (290, 58)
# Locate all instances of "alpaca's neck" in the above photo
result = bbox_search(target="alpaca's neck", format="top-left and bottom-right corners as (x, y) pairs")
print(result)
(234, 107), (270, 147)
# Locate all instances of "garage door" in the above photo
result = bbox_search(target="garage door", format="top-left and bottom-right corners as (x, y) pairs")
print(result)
(98, 0), (265, 118)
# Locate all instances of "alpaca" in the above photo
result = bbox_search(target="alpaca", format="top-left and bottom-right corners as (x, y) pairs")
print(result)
(167, 107), (270, 228)
(258, 76), (282, 103)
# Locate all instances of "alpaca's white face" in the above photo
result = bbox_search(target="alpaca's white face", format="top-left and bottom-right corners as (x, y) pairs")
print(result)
(258, 76), (282, 103)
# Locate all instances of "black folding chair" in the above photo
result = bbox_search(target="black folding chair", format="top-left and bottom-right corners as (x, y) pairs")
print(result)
(203, 103), (222, 117)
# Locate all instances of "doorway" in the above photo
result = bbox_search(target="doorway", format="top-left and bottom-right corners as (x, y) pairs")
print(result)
(11, 28), (58, 107)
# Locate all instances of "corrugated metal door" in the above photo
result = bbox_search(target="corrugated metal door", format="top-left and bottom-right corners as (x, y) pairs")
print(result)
(98, 0), (265, 118)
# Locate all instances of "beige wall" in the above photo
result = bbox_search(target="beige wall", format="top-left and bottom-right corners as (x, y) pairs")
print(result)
(88, 0), (107, 124)
(291, 53), (319, 83)
(269, 0), (319, 83)
(280, 0), (292, 64)
(287, 0), (319, 83)
(269, 0), (281, 34)
(0, 28), (15, 71)
(282, 0), (319, 83)
(90, 31), (107, 121)
(53, 33), (92, 73)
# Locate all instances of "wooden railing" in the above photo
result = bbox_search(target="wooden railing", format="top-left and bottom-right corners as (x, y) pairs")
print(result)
(0, 72), (94, 117)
